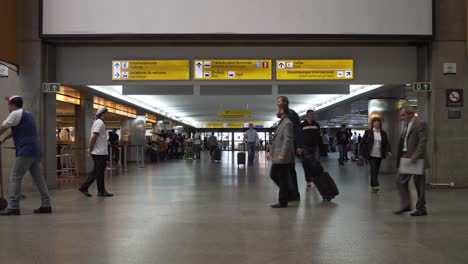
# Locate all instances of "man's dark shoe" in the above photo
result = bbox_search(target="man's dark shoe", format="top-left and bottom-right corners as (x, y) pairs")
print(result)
(271, 203), (287, 208)
(393, 208), (411, 215)
(410, 211), (427, 217)
(288, 195), (301, 202)
(97, 192), (114, 197)
(0, 209), (20, 216)
(79, 188), (92, 197)
(34, 207), (52, 214)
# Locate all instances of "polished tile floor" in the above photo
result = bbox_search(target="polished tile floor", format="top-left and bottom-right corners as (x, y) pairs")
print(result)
(1, 151), (467, 264)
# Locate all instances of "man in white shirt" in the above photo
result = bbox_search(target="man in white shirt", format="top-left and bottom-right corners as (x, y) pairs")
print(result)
(244, 123), (259, 166)
(79, 106), (113, 197)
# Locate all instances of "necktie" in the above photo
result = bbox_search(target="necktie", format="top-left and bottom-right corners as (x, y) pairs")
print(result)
(401, 124), (408, 139)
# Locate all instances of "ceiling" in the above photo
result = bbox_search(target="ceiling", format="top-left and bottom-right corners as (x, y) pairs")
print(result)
(88, 84), (386, 128)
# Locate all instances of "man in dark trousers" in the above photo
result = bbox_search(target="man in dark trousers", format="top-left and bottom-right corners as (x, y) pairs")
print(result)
(0, 96), (52, 215)
(394, 105), (428, 216)
(79, 106), (113, 197)
(276, 96), (303, 201)
(301, 110), (322, 187)
(268, 103), (294, 208)
(336, 125), (349, 166)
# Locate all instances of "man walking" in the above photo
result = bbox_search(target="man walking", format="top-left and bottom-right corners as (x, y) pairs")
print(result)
(244, 123), (259, 166)
(268, 103), (294, 208)
(276, 96), (303, 201)
(0, 96), (52, 215)
(336, 125), (349, 166)
(301, 110), (322, 187)
(79, 106), (113, 197)
(394, 105), (428, 216)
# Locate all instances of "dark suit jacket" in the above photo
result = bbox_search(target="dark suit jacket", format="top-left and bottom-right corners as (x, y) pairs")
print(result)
(361, 129), (391, 159)
(397, 117), (427, 167)
(288, 108), (304, 149)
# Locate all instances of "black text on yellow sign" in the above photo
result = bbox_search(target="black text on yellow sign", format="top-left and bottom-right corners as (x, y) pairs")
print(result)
(194, 60), (272, 80)
(276, 60), (354, 80)
(112, 60), (190, 81)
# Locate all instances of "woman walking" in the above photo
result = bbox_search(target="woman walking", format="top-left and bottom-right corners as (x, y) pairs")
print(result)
(361, 118), (391, 193)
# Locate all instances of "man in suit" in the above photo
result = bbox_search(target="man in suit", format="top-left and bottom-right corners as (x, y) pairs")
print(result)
(276, 96), (303, 201)
(268, 103), (295, 208)
(394, 105), (428, 216)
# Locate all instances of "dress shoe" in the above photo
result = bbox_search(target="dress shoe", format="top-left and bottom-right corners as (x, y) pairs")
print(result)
(393, 208), (411, 215)
(271, 203), (287, 208)
(34, 207), (52, 214)
(0, 209), (20, 216)
(97, 192), (114, 197)
(372, 187), (379, 193)
(410, 211), (427, 217)
(79, 188), (92, 197)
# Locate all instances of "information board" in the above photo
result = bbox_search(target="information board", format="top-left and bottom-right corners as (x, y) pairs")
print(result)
(276, 60), (354, 80)
(194, 60), (271, 80)
(112, 60), (189, 81)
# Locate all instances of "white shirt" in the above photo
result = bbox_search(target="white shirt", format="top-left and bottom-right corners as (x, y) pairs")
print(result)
(403, 117), (415, 152)
(244, 129), (259, 143)
(90, 119), (108, 155)
(194, 132), (201, 145)
(2, 109), (23, 128)
(370, 129), (382, 158)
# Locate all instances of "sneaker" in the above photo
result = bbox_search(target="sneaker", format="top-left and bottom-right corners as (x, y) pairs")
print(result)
(307, 182), (313, 188)
(34, 207), (52, 214)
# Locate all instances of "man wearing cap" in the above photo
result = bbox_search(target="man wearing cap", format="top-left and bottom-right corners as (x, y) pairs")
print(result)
(78, 106), (114, 197)
(0, 96), (52, 215)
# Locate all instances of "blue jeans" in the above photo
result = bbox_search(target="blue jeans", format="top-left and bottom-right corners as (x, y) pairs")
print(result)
(10, 157), (51, 209)
(338, 145), (346, 163)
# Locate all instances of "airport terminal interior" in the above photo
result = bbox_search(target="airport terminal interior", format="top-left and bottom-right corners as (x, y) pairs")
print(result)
(1, 0), (468, 263)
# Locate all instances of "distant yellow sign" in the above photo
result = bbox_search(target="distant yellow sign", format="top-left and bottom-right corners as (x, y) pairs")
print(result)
(217, 110), (252, 119)
(223, 123), (244, 128)
(194, 60), (272, 80)
(276, 60), (354, 80)
(205, 123), (223, 128)
(112, 60), (189, 80)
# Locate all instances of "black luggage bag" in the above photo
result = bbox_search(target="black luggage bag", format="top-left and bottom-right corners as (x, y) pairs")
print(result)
(212, 148), (222, 162)
(314, 171), (339, 201)
(237, 152), (246, 167)
(303, 157), (339, 201)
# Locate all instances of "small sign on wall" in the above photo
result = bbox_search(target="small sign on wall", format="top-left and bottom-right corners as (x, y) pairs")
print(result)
(443, 63), (457, 75)
(448, 109), (462, 119)
(446, 89), (464, 107)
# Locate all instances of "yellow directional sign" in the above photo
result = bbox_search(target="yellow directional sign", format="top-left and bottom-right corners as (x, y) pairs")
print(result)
(194, 60), (272, 80)
(224, 123), (244, 128)
(217, 110), (252, 119)
(205, 123), (223, 128)
(112, 60), (189, 81)
(276, 60), (354, 80)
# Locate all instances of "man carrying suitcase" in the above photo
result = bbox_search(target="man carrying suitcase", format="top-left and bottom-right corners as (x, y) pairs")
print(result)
(301, 110), (322, 187)
(244, 123), (259, 166)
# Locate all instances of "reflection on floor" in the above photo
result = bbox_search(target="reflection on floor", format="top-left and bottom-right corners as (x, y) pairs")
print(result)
(0, 151), (467, 264)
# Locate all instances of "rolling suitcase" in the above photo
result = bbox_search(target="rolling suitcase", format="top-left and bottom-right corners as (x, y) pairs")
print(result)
(314, 171), (339, 201)
(237, 152), (246, 167)
(302, 156), (324, 180)
(212, 148), (222, 162)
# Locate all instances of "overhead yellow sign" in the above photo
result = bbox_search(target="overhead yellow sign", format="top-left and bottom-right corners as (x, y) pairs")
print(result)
(276, 60), (354, 80)
(217, 110), (252, 119)
(194, 60), (272, 80)
(223, 123), (244, 128)
(112, 60), (189, 81)
(205, 123), (223, 128)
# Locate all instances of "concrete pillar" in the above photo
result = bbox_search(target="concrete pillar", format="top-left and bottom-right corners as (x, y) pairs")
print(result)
(430, 0), (468, 186)
(75, 93), (95, 174)
(368, 98), (400, 174)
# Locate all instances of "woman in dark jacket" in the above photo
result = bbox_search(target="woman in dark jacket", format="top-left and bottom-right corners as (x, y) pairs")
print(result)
(361, 118), (391, 193)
